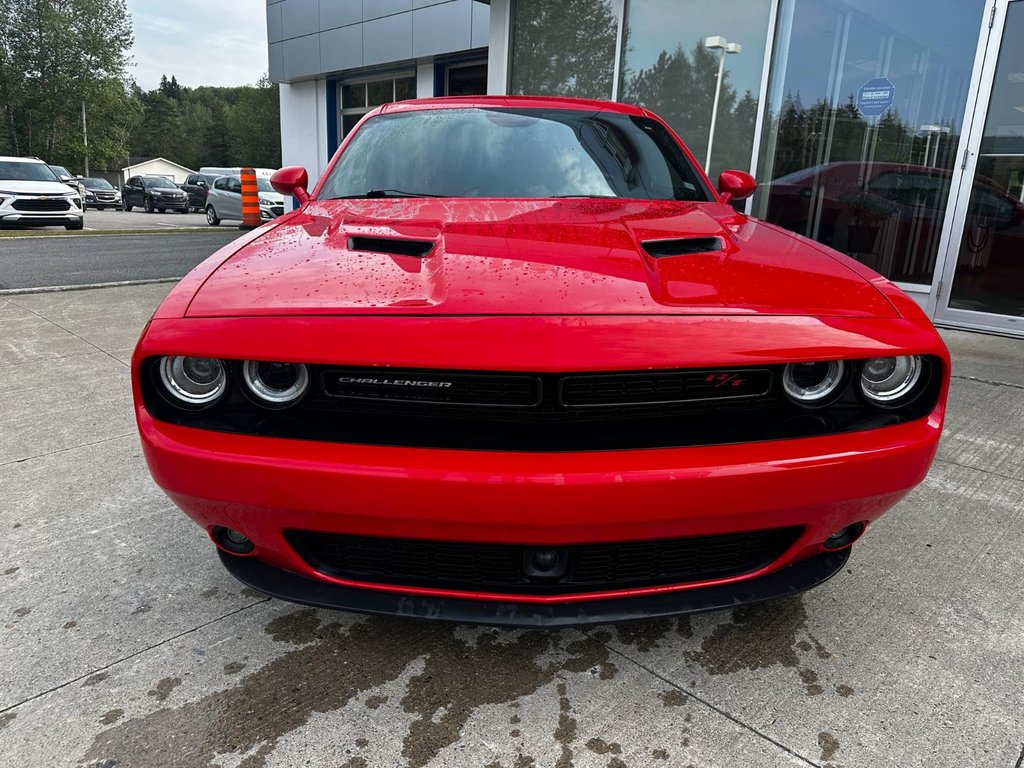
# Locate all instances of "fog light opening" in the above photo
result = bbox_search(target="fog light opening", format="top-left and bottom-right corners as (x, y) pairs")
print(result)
(212, 526), (255, 555)
(823, 522), (865, 551)
(523, 548), (568, 580)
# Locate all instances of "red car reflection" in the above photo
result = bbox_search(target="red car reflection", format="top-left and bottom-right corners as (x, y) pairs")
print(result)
(132, 97), (949, 626)
(764, 161), (1024, 287)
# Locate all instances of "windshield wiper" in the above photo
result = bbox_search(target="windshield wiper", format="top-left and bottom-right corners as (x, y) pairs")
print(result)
(330, 189), (448, 199)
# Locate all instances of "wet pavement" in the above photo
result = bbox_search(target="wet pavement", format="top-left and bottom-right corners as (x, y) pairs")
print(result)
(0, 284), (1022, 767)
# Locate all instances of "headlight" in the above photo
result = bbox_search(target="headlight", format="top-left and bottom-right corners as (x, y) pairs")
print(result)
(242, 361), (309, 406)
(159, 356), (227, 406)
(859, 356), (922, 405)
(782, 360), (845, 406)
(259, 198), (275, 207)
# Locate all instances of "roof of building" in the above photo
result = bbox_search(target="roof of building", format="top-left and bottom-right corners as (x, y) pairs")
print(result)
(121, 157), (194, 173)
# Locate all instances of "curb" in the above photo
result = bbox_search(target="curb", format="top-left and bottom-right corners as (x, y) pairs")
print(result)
(0, 277), (183, 296)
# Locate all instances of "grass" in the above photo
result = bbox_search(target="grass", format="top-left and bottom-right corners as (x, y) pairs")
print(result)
(0, 227), (234, 238)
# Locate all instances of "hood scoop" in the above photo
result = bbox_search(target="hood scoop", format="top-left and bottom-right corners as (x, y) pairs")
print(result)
(348, 235), (435, 258)
(642, 236), (723, 258)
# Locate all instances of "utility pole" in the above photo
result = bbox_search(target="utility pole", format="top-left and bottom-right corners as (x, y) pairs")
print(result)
(82, 100), (89, 176)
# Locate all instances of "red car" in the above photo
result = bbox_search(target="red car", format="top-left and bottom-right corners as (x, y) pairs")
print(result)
(132, 96), (949, 626)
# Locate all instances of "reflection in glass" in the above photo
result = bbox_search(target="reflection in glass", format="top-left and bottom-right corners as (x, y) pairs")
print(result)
(948, 1), (1024, 317)
(319, 108), (710, 201)
(755, 0), (985, 284)
(618, 0), (771, 179)
(509, 0), (618, 99)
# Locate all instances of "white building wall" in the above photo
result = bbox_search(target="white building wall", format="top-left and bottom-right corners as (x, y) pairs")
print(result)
(279, 79), (330, 200)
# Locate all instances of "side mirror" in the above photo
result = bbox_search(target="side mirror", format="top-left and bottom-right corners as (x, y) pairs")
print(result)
(271, 166), (309, 203)
(717, 170), (757, 203)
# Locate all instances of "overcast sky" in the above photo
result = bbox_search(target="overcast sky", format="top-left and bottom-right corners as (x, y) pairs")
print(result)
(126, 0), (269, 90)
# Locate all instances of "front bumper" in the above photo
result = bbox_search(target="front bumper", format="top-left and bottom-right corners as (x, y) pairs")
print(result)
(1, 211), (82, 227)
(152, 197), (188, 210)
(139, 405), (942, 618)
(222, 546), (851, 627)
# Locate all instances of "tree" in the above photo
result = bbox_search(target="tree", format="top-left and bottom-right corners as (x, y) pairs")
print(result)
(0, 0), (140, 170)
(226, 76), (281, 167)
(509, 0), (619, 99)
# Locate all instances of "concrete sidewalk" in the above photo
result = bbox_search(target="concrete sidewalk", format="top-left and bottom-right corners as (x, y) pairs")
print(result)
(0, 284), (1021, 768)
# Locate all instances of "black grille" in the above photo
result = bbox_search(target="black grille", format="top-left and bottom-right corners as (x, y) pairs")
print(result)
(12, 198), (70, 211)
(560, 369), (772, 406)
(142, 358), (944, 451)
(285, 528), (802, 595)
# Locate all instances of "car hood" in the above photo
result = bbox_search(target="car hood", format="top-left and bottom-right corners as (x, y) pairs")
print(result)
(185, 198), (898, 318)
(259, 191), (285, 204)
(148, 186), (183, 193)
(0, 180), (77, 195)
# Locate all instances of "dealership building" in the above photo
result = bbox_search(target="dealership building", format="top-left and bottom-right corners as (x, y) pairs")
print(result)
(266, 0), (1024, 337)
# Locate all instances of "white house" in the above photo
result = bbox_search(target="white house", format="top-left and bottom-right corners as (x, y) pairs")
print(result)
(119, 157), (195, 186)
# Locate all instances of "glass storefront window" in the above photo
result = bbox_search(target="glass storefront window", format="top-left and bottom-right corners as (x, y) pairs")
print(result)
(618, 0), (772, 180)
(755, 0), (986, 285)
(509, 0), (619, 100)
(948, 0), (1024, 317)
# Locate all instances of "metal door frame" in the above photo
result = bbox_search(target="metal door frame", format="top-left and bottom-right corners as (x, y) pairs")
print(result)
(932, 0), (1024, 336)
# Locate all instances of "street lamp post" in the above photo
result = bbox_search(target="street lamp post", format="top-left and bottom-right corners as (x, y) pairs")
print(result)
(702, 36), (742, 172)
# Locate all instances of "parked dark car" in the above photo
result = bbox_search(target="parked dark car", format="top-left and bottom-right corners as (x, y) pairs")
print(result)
(122, 175), (189, 213)
(47, 164), (86, 198)
(80, 177), (121, 210)
(180, 173), (218, 212)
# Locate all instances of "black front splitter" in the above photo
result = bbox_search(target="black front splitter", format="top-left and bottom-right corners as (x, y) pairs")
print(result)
(218, 547), (850, 628)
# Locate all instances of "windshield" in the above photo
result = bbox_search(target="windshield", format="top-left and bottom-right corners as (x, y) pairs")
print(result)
(81, 177), (114, 189)
(48, 165), (73, 178)
(142, 176), (174, 188)
(0, 161), (60, 182)
(257, 177), (274, 193)
(319, 108), (710, 201)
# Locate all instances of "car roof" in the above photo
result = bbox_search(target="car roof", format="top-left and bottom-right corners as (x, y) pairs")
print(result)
(0, 155), (46, 163)
(380, 95), (652, 117)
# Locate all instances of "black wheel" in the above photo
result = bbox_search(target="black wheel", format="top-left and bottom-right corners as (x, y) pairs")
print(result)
(122, 200), (132, 212)
(206, 205), (220, 226)
(65, 219), (84, 231)
(144, 196), (155, 213)
(158, 207), (166, 213)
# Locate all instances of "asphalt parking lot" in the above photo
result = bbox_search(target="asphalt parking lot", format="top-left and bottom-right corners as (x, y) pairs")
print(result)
(83, 209), (212, 230)
(0, 284), (1022, 767)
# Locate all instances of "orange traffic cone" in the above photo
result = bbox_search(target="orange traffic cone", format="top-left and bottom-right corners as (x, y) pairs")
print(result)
(240, 168), (261, 230)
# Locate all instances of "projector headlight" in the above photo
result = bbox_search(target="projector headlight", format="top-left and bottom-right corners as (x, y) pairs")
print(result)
(782, 360), (845, 407)
(859, 356), (923, 405)
(159, 356), (227, 407)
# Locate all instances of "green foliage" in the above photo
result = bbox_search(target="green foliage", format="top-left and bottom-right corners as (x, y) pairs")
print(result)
(0, 0), (281, 174)
(129, 76), (281, 170)
(620, 42), (759, 179)
(0, 0), (139, 170)
(764, 93), (961, 181)
(509, 0), (619, 99)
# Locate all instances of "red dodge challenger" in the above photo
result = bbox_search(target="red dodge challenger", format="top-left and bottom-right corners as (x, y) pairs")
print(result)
(132, 96), (949, 626)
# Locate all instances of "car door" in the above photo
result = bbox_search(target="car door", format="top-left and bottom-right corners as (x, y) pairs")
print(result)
(223, 176), (243, 220)
(123, 177), (139, 206)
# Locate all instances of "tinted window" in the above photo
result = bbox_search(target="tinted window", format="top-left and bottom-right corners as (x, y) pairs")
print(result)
(81, 177), (113, 189)
(214, 178), (228, 190)
(320, 108), (709, 201)
(0, 161), (60, 182)
(227, 177), (241, 193)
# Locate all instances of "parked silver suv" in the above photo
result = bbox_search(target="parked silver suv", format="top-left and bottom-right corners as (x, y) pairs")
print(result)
(205, 175), (285, 226)
(0, 156), (84, 230)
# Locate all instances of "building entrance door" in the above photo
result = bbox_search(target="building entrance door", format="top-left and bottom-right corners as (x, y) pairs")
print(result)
(935, 0), (1024, 336)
